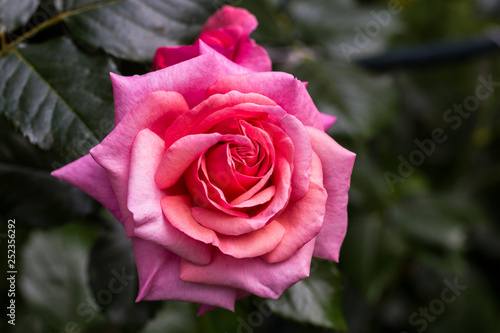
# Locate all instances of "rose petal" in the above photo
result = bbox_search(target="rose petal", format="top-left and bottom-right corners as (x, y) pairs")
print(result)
(197, 290), (249, 316)
(216, 220), (285, 258)
(132, 238), (237, 311)
(128, 129), (212, 265)
(155, 133), (251, 189)
(152, 45), (199, 70)
(233, 37), (272, 72)
(206, 72), (324, 130)
(180, 239), (316, 299)
(161, 195), (285, 258)
(262, 152), (327, 263)
(306, 126), (356, 262)
(51, 154), (121, 220)
(163, 90), (277, 150)
(190, 151), (291, 236)
(320, 112), (337, 131)
(90, 91), (190, 236)
(203, 6), (258, 35)
(111, 51), (251, 125)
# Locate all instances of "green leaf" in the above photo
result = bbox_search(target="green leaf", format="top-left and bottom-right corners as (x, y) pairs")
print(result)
(341, 214), (408, 302)
(0, 118), (97, 227)
(57, 0), (229, 62)
(139, 302), (197, 333)
(19, 222), (105, 332)
(0, 36), (117, 161)
(389, 194), (479, 251)
(88, 212), (154, 332)
(0, 0), (39, 32)
(267, 259), (347, 331)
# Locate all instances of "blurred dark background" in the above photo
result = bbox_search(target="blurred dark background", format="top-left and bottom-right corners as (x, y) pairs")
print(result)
(1, 0), (500, 332)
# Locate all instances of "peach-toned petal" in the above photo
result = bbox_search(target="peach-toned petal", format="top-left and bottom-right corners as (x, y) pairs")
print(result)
(90, 91), (190, 236)
(262, 152), (326, 263)
(307, 126), (356, 262)
(128, 129), (212, 265)
(180, 239), (316, 299)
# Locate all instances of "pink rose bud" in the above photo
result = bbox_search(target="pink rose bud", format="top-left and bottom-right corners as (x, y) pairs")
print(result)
(152, 6), (272, 72)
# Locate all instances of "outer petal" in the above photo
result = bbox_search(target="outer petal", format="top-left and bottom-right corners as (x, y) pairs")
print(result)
(128, 129), (212, 265)
(203, 6), (258, 35)
(262, 152), (327, 263)
(132, 237), (238, 311)
(51, 154), (121, 220)
(152, 45), (199, 71)
(320, 113), (337, 132)
(161, 195), (286, 259)
(111, 51), (251, 124)
(206, 72), (324, 130)
(234, 38), (272, 72)
(306, 126), (356, 262)
(180, 239), (316, 299)
(91, 91), (190, 236)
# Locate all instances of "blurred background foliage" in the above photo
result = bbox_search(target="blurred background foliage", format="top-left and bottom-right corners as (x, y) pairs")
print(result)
(1, 0), (500, 332)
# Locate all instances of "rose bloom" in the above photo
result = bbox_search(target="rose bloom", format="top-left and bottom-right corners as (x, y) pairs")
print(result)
(52, 46), (355, 313)
(152, 6), (271, 72)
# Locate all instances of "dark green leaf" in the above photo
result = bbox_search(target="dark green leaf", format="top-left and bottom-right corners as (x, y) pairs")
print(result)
(341, 214), (408, 302)
(57, 0), (229, 62)
(0, 118), (96, 227)
(0, 37), (117, 161)
(139, 302), (197, 333)
(0, 0), (39, 32)
(88, 212), (154, 332)
(267, 259), (347, 331)
(388, 194), (479, 251)
(19, 222), (105, 332)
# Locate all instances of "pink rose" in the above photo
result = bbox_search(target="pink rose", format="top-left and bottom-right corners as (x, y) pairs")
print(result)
(152, 6), (272, 72)
(52, 49), (355, 312)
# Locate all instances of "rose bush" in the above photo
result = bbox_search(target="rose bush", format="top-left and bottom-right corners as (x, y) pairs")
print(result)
(152, 6), (272, 72)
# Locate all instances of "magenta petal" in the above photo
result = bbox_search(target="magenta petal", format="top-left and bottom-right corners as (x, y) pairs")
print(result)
(132, 238), (237, 310)
(307, 126), (356, 262)
(180, 239), (316, 299)
(91, 91), (190, 236)
(190, 151), (291, 236)
(262, 152), (327, 263)
(203, 6), (258, 35)
(155, 133), (251, 189)
(152, 45), (199, 71)
(111, 52), (251, 125)
(128, 129), (212, 265)
(234, 38), (272, 72)
(207, 72), (324, 130)
(320, 112), (337, 132)
(51, 154), (121, 220)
